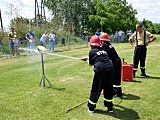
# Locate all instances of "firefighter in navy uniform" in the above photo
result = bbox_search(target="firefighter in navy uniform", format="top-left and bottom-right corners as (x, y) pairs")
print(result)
(129, 23), (157, 78)
(81, 35), (114, 113)
(99, 33), (123, 98)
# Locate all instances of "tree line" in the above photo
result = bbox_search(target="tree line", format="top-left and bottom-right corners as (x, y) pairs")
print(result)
(0, 0), (160, 42)
(44, 0), (160, 35)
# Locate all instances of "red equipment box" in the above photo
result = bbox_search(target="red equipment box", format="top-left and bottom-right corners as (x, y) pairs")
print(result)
(122, 63), (133, 82)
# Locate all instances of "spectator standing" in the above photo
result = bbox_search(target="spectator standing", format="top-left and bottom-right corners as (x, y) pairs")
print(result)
(48, 30), (56, 52)
(114, 31), (118, 42)
(40, 31), (48, 48)
(61, 38), (65, 46)
(26, 29), (35, 51)
(128, 23), (157, 78)
(126, 30), (132, 40)
(95, 29), (101, 36)
(8, 26), (16, 56)
(13, 35), (20, 56)
(118, 30), (122, 42)
(0, 40), (3, 56)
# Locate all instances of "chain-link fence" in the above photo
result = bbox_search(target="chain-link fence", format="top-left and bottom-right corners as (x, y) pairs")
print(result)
(0, 33), (130, 57)
(1, 33), (159, 58)
(110, 34), (129, 43)
(0, 37), (88, 55)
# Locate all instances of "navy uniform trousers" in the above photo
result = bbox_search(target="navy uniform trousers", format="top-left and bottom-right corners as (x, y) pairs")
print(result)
(133, 45), (147, 69)
(112, 58), (122, 86)
(88, 68), (114, 110)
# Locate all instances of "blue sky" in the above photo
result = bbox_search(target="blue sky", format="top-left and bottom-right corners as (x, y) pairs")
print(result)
(0, 0), (160, 31)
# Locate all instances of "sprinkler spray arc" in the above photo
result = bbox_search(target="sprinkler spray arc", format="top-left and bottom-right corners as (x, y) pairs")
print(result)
(19, 46), (86, 88)
(19, 47), (81, 60)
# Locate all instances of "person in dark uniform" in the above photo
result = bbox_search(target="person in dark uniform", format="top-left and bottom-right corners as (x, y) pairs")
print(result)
(129, 23), (157, 78)
(81, 35), (114, 113)
(99, 33), (123, 98)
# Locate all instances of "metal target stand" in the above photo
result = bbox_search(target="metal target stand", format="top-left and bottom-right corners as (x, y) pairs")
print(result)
(37, 46), (52, 88)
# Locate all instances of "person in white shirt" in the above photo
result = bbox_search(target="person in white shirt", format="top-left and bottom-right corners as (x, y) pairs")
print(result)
(118, 30), (123, 42)
(40, 31), (48, 48)
(48, 30), (56, 52)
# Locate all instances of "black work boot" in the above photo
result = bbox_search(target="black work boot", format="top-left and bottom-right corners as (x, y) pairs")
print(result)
(113, 87), (123, 98)
(105, 102), (114, 113)
(140, 68), (149, 77)
(113, 88), (117, 97)
(133, 70), (137, 78)
(117, 88), (123, 98)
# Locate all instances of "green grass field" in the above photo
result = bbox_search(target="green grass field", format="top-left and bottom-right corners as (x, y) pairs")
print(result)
(0, 42), (160, 120)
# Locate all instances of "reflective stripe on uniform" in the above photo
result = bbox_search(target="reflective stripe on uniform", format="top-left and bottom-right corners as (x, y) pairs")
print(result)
(140, 67), (145, 69)
(104, 98), (113, 102)
(88, 99), (96, 105)
(133, 68), (138, 70)
(87, 60), (89, 64)
(113, 85), (121, 88)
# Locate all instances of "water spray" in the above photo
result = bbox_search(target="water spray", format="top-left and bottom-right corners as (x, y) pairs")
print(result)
(19, 47), (81, 60)
(43, 52), (80, 60)
(19, 46), (87, 87)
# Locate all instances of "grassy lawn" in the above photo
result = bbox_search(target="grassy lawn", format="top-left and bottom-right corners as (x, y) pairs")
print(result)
(0, 42), (160, 120)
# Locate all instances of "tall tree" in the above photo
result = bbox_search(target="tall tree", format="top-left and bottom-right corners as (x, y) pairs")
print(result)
(89, 0), (138, 34)
(11, 17), (30, 38)
(44, 0), (91, 34)
(45, 0), (138, 35)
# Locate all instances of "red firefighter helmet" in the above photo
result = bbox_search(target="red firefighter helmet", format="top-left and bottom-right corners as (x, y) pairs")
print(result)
(89, 35), (101, 46)
(99, 33), (110, 41)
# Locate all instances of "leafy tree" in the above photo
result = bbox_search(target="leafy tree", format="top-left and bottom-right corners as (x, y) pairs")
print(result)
(11, 17), (30, 39)
(154, 23), (160, 34)
(44, 0), (142, 35)
(44, 0), (91, 35)
(89, 0), (137, 34)
(142, 19), (160, 34)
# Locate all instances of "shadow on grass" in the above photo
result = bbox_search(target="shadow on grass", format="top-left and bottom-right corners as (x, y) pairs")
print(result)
(122, 79), (142, 83)
(19, 54), (28, 57)
(0, 54), (28, 59)
(136, 76), (160, 80)
(132, 79), (142, 83)
(50, 86), (66, 91)
(55, 49), (69, 52)
(39, 84), (65, 91)
(122, 93), (140, 100)
(95, 105), (140, 120)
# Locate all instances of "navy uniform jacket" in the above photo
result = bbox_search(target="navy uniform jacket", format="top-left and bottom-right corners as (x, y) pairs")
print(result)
(102, 41), (120, 63)
(89, 46), (113, 72)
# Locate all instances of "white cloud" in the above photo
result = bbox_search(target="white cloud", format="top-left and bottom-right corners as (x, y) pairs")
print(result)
(127, 0), (160, 23)
(0, 0), (52, 31)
